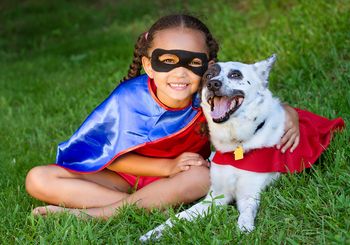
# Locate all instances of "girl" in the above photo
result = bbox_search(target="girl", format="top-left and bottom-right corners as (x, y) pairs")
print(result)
(25, 14), (300, 218)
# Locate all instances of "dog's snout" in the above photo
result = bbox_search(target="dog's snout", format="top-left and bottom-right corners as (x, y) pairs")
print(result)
(207, 79), (222, 91)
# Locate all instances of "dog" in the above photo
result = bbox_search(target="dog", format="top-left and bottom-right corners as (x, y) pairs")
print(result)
(140, 54), (343, 242)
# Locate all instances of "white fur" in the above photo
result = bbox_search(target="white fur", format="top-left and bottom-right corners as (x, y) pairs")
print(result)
(140, 55), (285, 242)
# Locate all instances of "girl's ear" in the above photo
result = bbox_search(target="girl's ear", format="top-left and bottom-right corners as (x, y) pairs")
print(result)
(142, 56), (154, 79)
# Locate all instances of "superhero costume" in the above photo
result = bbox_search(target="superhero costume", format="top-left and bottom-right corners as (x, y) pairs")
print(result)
(56, 74), (210, 188)
(213, 108), (344, 173)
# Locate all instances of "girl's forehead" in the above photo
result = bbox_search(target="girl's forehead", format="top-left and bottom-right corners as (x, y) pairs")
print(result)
(150, 27), (208, 54)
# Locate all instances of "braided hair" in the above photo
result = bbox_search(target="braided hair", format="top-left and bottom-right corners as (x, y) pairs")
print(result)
(121, 14), (219, 82)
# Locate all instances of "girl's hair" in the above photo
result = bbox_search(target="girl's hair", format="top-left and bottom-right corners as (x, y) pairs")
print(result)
(122, 14), (219, 82)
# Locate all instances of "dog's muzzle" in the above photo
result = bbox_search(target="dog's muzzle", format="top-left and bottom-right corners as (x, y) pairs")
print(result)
(206, 88), (245, 123)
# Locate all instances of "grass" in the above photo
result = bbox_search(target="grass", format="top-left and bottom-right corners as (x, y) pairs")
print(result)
(0, 0), (349, 243)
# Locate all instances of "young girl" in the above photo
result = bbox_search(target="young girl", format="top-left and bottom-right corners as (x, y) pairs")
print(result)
(25, 14), (300, 218)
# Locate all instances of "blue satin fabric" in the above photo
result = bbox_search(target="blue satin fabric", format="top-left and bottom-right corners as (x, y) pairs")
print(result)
(56, 74), (201, 172)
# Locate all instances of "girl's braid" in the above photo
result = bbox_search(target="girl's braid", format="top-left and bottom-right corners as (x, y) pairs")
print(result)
(205, 31), (219, 62)
(121, 33), (147, 82)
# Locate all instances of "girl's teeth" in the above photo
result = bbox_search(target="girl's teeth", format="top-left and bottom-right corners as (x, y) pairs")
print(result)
(170, 83), (187, 88)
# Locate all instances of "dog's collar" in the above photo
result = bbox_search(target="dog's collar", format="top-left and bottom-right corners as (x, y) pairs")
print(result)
(254, 120), (265, 134)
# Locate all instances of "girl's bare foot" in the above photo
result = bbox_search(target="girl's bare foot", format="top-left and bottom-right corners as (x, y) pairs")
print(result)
(32, 205), (91, 218)
(32, 205), (66, 216)
(32, 205), (112, 220)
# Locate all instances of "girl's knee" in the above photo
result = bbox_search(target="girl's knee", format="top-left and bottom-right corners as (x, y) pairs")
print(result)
(188, 165), (210, 184)
(25, 165), (56, 197)
(178, 166), (210, 202)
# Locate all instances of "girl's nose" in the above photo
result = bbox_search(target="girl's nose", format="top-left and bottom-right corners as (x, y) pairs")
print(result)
(172, 66), (188, 77)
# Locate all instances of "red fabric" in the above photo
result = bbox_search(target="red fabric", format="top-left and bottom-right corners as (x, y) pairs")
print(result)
(213, 108), (345, 173)
(116, 173), (160, 190)
(134, 113), (210, 159)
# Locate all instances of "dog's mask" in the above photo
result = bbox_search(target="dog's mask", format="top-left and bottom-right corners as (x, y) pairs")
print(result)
(202, 54), (276, 123)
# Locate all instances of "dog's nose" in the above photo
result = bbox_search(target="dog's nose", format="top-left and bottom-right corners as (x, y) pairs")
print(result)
(207, 79), (222, 91)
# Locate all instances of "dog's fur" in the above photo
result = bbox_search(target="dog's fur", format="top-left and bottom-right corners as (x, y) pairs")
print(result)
(140, 55), (286, 242)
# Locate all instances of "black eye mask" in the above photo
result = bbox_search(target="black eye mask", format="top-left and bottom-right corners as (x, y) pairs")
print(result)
(150, 48), (209, 77)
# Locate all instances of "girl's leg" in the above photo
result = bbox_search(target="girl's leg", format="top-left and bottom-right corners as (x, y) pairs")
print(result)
(37, 165), (210, 218)
(124, 165), (210, 209)
(25, 165), (130, 209)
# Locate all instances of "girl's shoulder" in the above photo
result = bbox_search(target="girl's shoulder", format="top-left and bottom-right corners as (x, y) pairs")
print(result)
(107, 74), (149, 101)
(117, 74), (149, 92)
(109, 74), (154, 107)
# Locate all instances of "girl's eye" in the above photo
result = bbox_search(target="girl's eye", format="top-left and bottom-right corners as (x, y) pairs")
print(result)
(189, 59), (203, 67)
(162, 59), (176, 64)
(159, 54), (179, 65)
(228, 70), (243, 79)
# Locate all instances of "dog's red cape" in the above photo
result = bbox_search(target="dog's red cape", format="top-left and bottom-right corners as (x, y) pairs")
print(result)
(212, 109), (345, 173)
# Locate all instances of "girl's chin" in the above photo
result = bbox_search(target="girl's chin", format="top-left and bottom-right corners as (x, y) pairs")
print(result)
(169, 96), (193, 108)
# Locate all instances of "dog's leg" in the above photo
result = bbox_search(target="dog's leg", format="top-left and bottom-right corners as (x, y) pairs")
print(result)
(139, 189), (232, 242)
(235, 172), (279, 232)
(236, 191), (260, 232)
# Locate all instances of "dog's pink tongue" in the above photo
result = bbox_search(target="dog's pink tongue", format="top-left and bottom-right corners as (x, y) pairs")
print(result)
(211, 97), (230, 119)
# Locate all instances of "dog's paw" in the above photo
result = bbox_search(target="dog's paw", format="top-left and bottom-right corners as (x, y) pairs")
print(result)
(237, 214), (255, 233)
(139, 225), (166, 243)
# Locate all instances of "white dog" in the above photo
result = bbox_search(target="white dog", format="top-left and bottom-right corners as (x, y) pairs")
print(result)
(139, 54), (295, 242)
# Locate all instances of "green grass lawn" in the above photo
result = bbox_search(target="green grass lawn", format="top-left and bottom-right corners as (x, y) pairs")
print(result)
(1, 0), (349, 243)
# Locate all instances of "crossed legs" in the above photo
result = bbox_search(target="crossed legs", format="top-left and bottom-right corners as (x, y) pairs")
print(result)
(25, 164), (210, 218)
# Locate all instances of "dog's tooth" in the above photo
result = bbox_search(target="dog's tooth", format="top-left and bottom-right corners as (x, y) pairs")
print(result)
(209, 97), (214, 111)
(238, 97), (244, 105)
(230, 99), (237, 109)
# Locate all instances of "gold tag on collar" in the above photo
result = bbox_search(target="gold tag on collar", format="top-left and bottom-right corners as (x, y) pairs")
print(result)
(234, 146), (244, 160)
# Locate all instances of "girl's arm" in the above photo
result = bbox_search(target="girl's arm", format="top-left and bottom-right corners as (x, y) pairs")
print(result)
(277, 104), (300, 153)
(107, 152), (208, 177)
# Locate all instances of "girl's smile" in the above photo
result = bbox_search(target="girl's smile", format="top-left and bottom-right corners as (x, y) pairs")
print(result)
(168, 82), (189, 90)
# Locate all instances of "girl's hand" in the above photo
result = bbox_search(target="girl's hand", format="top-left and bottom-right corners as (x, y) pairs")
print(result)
(277, 106), (300, 153)
(168, 152), (209, 176)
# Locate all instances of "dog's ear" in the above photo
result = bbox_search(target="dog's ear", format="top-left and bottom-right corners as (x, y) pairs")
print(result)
(253, 54), (276, 87)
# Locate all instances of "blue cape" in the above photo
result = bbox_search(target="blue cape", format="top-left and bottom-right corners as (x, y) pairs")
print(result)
(56, 74), (203, 173)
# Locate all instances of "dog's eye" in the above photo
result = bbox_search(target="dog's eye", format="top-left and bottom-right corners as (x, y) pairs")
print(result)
(206, 73), (213, 79)
(228, 70), (243, 79)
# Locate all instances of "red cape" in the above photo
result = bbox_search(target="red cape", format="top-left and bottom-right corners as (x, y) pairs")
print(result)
(213, 108), (345, 173)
